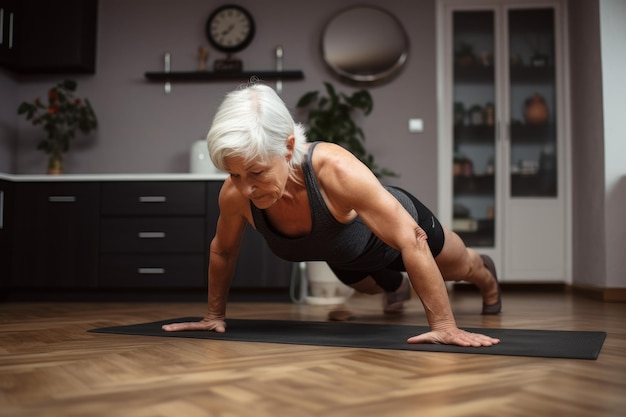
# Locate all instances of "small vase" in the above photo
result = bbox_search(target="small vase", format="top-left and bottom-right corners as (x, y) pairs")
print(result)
(48, 154), (63, 175)
(524, 93), (549, 125)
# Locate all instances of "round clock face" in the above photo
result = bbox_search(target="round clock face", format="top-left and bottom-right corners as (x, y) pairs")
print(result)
(206, 5), (255, 54)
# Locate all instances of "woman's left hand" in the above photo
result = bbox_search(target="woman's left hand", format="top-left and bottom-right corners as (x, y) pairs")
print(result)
(407, 327), (500, 347)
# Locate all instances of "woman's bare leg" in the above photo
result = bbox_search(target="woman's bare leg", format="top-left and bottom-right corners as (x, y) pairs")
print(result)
(434, 226), (500, 308)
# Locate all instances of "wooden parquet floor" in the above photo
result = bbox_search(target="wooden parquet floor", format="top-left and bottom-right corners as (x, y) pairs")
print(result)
(0, 290), (625, 417)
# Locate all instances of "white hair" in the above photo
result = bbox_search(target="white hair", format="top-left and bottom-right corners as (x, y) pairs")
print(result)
(206, 83), (307, 172)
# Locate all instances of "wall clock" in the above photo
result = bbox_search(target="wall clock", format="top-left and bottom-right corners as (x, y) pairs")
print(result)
(206, 5), (255, 54)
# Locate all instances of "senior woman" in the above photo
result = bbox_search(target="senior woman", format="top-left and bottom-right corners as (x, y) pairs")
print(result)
(163, 83), (501, 347)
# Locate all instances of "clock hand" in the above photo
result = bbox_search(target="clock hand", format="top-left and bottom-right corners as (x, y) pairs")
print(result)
(221, 25), (234, 36)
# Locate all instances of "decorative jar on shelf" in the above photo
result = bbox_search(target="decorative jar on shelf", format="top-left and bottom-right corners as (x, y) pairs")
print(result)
(524, 93), (549, 125)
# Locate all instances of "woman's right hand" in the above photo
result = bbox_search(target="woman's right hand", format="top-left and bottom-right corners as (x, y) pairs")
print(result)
(161, 316), (226, 333)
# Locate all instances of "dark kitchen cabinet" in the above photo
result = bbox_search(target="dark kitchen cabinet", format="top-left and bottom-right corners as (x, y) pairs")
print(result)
(0, 0), (17, 66)
(0, 0), (98, 74)
(99, 180), (292, 290)
(99, 181), (210, 289)
(4, 178), (292, 299)
(11, 182), (100, 288)
(0, 179), (14, 289)
(233, 225), (293, 289)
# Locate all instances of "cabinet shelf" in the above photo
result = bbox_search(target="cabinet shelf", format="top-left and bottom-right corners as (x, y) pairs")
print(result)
(454, 65), (554, 83)
(454, 175), (495, 195)
(453, 123), (555, 142)
(144, 70), (304, 82)
(510, 66), (555, 83)
(511, 123), (555, 141)
(454, 125), (495, 142)
(511, 173), (557, 197)
(455, 219), (495, 247)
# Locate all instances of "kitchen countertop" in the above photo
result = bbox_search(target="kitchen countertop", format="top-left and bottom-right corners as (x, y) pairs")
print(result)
(0, 173), (229, 182)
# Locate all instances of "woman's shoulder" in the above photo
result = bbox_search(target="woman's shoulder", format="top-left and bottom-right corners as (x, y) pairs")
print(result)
(310, 142), (355, 169)
(311, 142), (366, 179)
(218, 178), (251, 217)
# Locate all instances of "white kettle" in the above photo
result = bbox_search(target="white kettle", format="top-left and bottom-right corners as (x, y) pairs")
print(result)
(190, 139), (220, 174)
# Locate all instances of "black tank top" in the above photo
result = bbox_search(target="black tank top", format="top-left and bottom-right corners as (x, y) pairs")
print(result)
(250, 142), (418, 271)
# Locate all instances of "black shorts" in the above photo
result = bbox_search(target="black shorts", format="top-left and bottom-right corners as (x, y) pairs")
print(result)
(391, 186), (445, 258)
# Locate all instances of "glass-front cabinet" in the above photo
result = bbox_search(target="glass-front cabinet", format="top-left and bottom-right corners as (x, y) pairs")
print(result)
(451, 10), (497, 248)
(438, 0), (569, 282)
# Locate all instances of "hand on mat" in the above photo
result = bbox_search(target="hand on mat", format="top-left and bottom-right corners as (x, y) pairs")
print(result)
(161, 317), (226, 333)
(407, 327), (500, 347)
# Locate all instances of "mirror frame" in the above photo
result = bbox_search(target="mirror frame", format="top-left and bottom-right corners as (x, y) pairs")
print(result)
(321, 5), (409, 85)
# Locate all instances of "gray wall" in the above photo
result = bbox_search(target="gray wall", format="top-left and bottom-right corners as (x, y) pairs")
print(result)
(1, 0), (439, 207)
(569, 0), (606, 288)
(598, 0), (626, 289)
(569, 0), (626, 290)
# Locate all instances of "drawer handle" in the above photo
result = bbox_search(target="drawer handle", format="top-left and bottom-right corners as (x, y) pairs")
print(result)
(139, 196), (166, 203)
(138, 232), (166, 239)
(48, 196), (77, 203)
(138, 268), (165, 275)
(0, 191), (4, 229)
(0, 9), (4, 46)
(8, 12), (13, 49)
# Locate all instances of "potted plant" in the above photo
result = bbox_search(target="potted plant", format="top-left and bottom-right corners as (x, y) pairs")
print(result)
(296, 82), (396, 178)
(18, 79), (97, 174)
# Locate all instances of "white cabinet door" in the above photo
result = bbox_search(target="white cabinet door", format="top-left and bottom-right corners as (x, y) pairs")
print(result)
(437, 0), (570, 282)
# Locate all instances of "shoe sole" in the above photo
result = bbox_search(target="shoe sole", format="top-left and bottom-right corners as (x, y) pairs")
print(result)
(480, 255), (502, 315)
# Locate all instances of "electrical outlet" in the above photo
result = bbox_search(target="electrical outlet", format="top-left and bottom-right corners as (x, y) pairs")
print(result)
(409, 118), (423, 133)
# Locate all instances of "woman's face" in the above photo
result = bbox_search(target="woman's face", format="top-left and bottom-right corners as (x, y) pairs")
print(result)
(224, 154), (291, 209)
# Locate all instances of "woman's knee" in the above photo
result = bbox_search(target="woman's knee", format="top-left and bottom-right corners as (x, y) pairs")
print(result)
(435, 229), (475, 280)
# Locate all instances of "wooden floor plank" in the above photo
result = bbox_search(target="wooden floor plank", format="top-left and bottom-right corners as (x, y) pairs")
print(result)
(0, 290), (625, 417)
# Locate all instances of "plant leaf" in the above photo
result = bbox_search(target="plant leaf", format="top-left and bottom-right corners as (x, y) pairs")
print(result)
(296, 91), (318, 108)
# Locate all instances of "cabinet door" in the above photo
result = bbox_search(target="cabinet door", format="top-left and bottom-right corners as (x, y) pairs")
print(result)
(0, 180), (14, 289)
(507, 8), (558, 197)
(0, 0), (97, 74)
(100, 254), (206, 288)
(12, 182), (100, 288)
(504, 6), (566, 281)
(451, 9), (497, 248)
(231, 225), (293, 289)
(100, 218), (206, 253)
(101, 181), (206, 216)
(0, 0), (18, 68)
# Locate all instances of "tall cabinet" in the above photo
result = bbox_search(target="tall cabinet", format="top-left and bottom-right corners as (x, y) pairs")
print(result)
(437, 0), (569, 282)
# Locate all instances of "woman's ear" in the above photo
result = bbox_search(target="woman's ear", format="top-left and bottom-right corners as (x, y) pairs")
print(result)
(285, 135), (295, 161)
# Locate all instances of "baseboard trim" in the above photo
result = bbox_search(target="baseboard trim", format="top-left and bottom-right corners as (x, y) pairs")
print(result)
(452, 282), (566, 293)
(453, 282), (626, 302)
(571, 285), (626, 302)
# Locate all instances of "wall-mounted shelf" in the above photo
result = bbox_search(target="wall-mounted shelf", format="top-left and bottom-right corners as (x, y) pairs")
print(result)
(144, 70), (304, 82)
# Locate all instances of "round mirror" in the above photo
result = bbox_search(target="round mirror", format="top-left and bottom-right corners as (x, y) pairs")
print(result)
(321, 6), (409, 85)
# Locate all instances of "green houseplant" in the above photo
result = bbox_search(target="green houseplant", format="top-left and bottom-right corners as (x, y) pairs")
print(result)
(18, 79), (97, 174)
(296, 82), (396, 178)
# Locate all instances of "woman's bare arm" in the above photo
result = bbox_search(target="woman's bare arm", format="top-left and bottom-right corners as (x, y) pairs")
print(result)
(314, 143), (498, 346)
(162, 180), (249, 332)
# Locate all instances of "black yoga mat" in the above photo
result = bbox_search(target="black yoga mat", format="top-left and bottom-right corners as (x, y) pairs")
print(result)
(89, 317), (606, 360)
